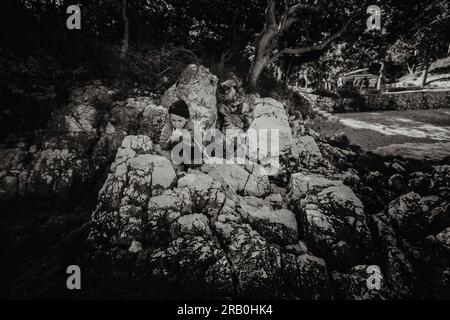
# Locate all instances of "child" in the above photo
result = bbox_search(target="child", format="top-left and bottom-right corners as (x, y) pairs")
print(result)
(159, 100), (201, 170)
(159, 99), (194, 150)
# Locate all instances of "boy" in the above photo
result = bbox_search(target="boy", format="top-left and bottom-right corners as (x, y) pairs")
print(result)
(159, 100), (194, 150)
(159, 99), (201, 169)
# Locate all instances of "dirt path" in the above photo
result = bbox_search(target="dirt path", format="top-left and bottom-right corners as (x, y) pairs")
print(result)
(314, 109), (450, 161)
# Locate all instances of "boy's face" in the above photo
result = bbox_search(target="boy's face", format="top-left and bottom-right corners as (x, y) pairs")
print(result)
(170, 113), (188, 129)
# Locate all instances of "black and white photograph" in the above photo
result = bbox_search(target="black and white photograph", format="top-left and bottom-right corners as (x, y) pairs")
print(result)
(0, 0), (449, 304)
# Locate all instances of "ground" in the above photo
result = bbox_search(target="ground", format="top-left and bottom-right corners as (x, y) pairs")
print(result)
(313, 109), (450, 161)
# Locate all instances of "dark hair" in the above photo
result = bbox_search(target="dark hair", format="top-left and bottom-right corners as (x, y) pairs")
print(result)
(169, 100), (190, 119)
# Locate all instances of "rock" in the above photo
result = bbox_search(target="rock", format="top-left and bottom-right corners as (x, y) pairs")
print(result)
(288, 172), (342, 200)
(390, 162), (406, 174)
(147, 188), (192, 243)
(432, 165), (450, 189)
(177, 172), (225, 213)
(226, 225), (283, 297)
(240, 198), (298, 245)
(296, 254), (330, 299)
(332, 265), (391, 299)
(332, 169), (361, 189)
(26, 143), (92, 197)
(319, 142), (354, 170)
(433, 227), (450, 250)
(200, 163), (271, 198)
(96, 97), (167, 160)
(149, 235), (235, 297)
(161, 64), (218, 130)
(432, 268), (450, 299)
(384, 246), (414, 298)
(372, 213), (398, 248)
(285, 241), (309, 255)
(316, 185), (365, 217)
(281, 252), (330, 299)
(138, 103), (168, 143)
(264, 193), (284, 209)
(358, 186), (385, 214)
(388, 174), (407, 194)
(289, 135), (335, 174)
(170, 213), (212, 239)
(244, 97), (293, 175)
(212, 206), (311, 298)
(386, 192), (429, 239)
(89, 135), (176, 245)
(328, 133), (350, 148)
(288, 173), (372, 267)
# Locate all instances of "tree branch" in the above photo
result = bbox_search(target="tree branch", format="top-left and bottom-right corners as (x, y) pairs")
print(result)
(265, 0), (277, 27)
(280, 3), (322, 31)
(269, 10), (364, 65)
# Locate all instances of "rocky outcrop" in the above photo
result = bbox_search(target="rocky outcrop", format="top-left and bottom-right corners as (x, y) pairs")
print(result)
(0, 83), (116, 202)
(0, 82), (173, 204)
(5, 65), (449, 300)
(88, 155), (331, 298)
(86, 87), (336, 299)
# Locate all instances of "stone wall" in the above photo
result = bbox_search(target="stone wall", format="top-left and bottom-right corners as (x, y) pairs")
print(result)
(363, 90), (450, 111)
(303, 89), (450, 113)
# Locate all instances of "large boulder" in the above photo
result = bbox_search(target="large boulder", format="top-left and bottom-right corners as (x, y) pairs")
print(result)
(386, 192), (430, 239)
(246, 97), (293, 175)
(281, 253), (330, 299)
(239, 196), (298, 246)
(288, 172), (372, 268)
(161, 64), (218, 131)
(213, 203), (329, 299)
(287, 135), (335, 174)
(177, 171), (225, 214)
(148, 235), (235, 297)
(89, 135), (177, 246)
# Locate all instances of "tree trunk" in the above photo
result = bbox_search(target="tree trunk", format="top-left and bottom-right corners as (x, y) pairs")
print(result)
(304, 69), (309, 89)
(246, 1), (359, 91)
(420, 54), (430, 88)
(120, 0), (129, 65)
(377, 62), (385, 91)
(283, 61), (292, 85)
(248, 54), (270, 90)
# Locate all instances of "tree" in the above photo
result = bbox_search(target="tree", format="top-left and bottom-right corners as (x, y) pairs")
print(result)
(247, 0), (365, 89)
(385, 0), (450, 87)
